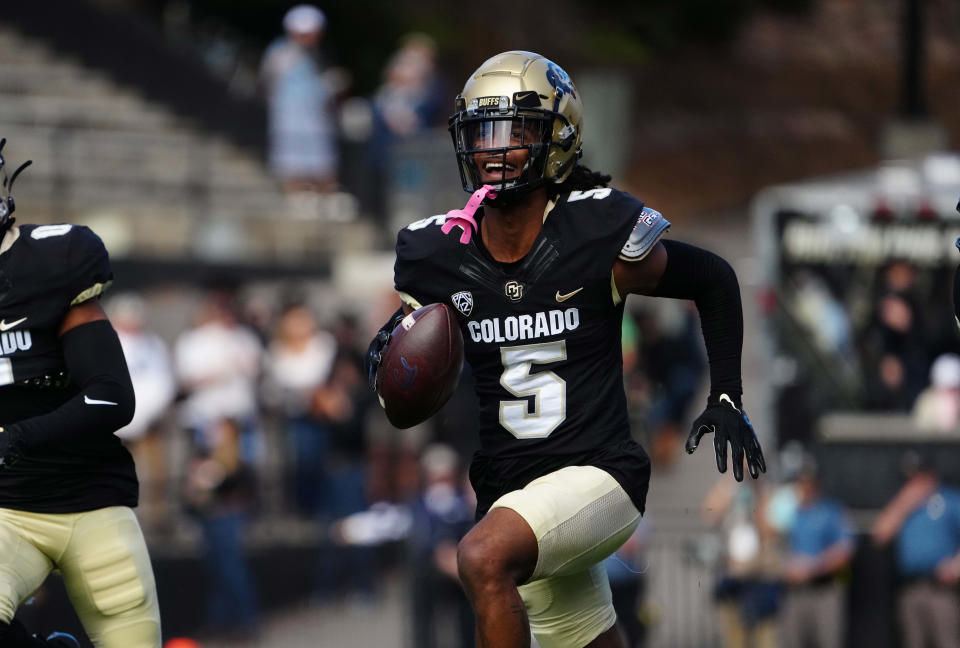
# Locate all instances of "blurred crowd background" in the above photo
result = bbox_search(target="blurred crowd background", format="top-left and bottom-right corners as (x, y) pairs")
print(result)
(3, 0), (960, 647)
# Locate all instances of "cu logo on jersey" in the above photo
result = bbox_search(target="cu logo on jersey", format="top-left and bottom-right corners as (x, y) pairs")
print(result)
(451, 291), (473, 316)
(393, 356), (419, 390)
(545, 63), (575, 99)
(504, 280), (524, 302)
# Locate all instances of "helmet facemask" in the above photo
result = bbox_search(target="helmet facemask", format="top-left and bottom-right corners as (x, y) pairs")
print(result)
(449, 52), (584, 204)
(449, 97), (572, 203)
(0, 138), (32, 233)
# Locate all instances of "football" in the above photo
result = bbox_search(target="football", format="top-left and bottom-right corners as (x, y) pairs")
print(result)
(376, 303), (465, 429)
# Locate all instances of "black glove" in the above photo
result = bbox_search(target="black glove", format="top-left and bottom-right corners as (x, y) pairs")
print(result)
(366, 307), (405, 391)
(686, 393), (766, 481)
(0, 425), (23, 470)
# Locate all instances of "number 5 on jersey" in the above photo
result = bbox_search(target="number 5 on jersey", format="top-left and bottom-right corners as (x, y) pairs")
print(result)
(499, 341), (567, 438)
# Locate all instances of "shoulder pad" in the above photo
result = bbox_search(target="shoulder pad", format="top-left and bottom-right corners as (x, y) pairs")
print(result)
(618, 207), (670, 261)
(396, 214), (448, 261)
(58, 225), (112, 304)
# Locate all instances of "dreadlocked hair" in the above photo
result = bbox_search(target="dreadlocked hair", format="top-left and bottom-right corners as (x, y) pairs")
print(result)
(547, 164), (612, 200)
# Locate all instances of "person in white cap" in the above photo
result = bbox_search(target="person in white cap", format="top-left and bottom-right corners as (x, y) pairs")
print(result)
(260, 4), (338, 193)
(913, 353), (960, 433)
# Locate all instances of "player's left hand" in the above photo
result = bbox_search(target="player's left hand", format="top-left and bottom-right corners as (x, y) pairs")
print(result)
(0, 425), (24, 470)
(686, 393), (766, 481)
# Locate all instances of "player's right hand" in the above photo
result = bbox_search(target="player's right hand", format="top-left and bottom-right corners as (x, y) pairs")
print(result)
(687, 393), (766, 481)
(366, 307), (406, 391)
(0, 425), (23, 470)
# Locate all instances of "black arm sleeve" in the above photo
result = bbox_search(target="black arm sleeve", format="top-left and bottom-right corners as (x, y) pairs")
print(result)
(10, 319), (134, 449)
(651, 239), (743, 398)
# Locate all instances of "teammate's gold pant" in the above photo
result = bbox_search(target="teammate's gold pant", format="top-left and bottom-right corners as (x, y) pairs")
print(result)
(0, 506), (161, 648)
(490, 465), (642, 648)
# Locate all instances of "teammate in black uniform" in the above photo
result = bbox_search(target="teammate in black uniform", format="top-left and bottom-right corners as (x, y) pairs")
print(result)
(369, 52), (765, 648)
(954, 195), (960, 327)
(0, 140), (161, 648)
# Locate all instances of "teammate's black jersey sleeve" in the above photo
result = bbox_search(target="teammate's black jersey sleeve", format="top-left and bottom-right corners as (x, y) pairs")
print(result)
(0, 224), (137, 513)
(394, 189), (660, 515)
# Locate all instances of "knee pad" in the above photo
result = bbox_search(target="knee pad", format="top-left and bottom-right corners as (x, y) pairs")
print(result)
(71, 516), (149, 617)
(519, 564), (617, 648)
(78, 545), (148, 616)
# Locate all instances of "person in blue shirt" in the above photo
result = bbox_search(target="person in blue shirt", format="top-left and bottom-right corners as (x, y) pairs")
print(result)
(778, 457), (855, 648)
(872, 453), (960, 648)
(407, 444), (475, 648)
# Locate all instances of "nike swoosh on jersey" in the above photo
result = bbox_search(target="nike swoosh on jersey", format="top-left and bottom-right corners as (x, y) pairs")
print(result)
(84, 395), (118, 406)
(555, 287), (584, 302)
(0, 317), (27, 331)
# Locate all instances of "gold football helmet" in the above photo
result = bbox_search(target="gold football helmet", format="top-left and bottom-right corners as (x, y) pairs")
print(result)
(448, 51), (583, 199)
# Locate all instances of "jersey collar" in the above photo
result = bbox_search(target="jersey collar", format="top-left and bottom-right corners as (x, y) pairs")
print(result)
(0, 225), (19, 256)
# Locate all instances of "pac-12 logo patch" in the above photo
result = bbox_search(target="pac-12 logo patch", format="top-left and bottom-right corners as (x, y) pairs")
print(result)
(640, 207), (661, 227)
(451, 291), (473, 316)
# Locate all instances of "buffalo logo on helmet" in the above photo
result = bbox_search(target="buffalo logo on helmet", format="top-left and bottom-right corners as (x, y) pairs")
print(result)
(451, 291), (474, 316)
(545, 63), (575, 99)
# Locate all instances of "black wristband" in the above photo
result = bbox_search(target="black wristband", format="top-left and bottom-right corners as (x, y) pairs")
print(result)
(652, 240), (743, 398)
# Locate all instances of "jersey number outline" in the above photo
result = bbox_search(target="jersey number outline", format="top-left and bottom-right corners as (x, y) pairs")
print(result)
(498, 341), (567, 439)
(30, 224), (73, 239)
(0, 358), (11, 386)
(567, 188), (612, 202)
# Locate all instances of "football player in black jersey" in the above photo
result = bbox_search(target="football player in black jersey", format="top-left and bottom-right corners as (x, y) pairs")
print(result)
(954, 195), (960, 328)
(0, 140), (161, 648)
(368, 52), (766, 648)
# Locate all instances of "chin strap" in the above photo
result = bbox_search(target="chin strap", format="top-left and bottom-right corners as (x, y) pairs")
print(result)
(441, 184), (497, 244)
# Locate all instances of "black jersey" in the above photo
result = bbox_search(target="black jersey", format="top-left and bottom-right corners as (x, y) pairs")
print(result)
(0, 224), (138, 513)
(395, 189), (664, 516)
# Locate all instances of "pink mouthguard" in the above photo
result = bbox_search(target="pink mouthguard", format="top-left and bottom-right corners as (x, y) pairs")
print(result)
(441, 185), (497, 244)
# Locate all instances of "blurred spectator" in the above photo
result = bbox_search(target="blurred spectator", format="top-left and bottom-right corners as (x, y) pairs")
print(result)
(262, 301), (338, 514)
(328, 310), (366, 367)
(913, 353), (960, 433)
(603, 520), (650, 648)
(260, 4), (337, 193)
(407, 444), (475, 648)
(174, 293), (263, 463)
(703, 473), (780, 648)
(872, 453), (960, 648)
(776, 456), (854, 648)
(861, 260), (928, 411)
(314, 351), (377, 601)
(790, 271), (855, 361)
(372, 33), (443, 142)
(109, 293), (177, 529)
(183, 418), (260, 640)
(635, 301), (705, 469)
(369, 33), (445, 218)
